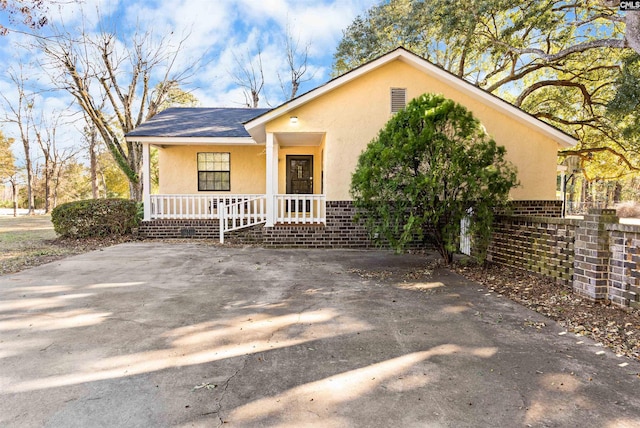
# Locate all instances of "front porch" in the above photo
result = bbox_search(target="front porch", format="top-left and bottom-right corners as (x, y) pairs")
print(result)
(137, 200), (374, 248)
(138, 125), (328, 243)
(145, 193), (326, 243)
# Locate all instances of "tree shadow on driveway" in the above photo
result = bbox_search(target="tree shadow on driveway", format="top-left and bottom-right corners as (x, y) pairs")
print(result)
(1, 243), (639, 427)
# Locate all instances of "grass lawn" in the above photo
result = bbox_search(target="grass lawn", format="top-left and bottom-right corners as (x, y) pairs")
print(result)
(0, 215), (71, 274)
(0, 215), (133, 275)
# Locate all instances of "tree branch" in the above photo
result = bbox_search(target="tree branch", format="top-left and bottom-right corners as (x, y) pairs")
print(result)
(515, 80), (593, 108)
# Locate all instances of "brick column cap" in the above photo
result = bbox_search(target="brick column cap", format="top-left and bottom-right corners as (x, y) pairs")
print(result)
(588, 208), (617, 216)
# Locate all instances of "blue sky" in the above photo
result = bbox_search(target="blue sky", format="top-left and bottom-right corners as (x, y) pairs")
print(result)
(0, 0), (380, 155)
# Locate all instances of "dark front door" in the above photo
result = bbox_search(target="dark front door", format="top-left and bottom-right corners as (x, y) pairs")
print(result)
(286, 155), (313, 212)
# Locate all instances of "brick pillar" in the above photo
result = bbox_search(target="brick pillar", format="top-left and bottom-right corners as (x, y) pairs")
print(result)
(573, 208), (618, 301)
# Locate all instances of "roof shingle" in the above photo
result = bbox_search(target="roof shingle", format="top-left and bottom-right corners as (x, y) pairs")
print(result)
(125, 107), (271, 138)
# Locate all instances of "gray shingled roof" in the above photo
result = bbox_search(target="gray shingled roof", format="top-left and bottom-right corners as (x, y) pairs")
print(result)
(126, 107), (272, 138)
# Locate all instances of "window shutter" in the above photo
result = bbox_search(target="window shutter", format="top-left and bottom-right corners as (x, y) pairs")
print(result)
(390, 88), (406, 113)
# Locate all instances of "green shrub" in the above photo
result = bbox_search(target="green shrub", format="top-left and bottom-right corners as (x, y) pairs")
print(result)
(51, 198), (139, 238)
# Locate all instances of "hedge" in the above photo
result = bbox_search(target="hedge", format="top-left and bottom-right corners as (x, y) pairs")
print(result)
(51, 198), (139, 238)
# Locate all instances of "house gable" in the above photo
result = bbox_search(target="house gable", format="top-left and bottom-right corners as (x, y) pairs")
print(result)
(244, 47), (577, 149)
(248, 51), (576, 201)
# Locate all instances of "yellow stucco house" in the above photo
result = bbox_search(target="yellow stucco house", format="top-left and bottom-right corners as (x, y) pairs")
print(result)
(126, 48), (577, 245)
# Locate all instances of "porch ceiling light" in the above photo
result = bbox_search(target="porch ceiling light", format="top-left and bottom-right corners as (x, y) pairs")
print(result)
(290, 116), (298, 124)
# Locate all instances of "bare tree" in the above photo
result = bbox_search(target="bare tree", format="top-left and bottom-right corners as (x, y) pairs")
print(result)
(75, 101), (105, 200)
(51, 146), (78, 208)
(1, 0), (49, 35)
(232, 47), (265, 108)
(278, 24), (314, 100)
(33, 108), (75, 212)
(86, 119), (101, 199)
(38, 19), (195, 201)
(9, 175), (18, 216)
(0, 65), (36, 214)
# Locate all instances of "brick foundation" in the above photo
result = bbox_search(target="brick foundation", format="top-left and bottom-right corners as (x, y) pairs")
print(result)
(139, 201), (375, 248)
(138, 219), (219, 239)
(261, 201), (373, 248)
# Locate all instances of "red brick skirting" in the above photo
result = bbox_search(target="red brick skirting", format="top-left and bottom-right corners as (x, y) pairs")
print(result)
(138, 201), (375, 248)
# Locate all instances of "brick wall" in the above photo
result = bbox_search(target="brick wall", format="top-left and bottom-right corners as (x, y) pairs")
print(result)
(607, 223), (640, 306)
(503, 200), (564, 217)
(229, 201), (374, 248)
(262, 201), (373, 248)
(488, 209), (640, 307)
(489, 216), (578, 286)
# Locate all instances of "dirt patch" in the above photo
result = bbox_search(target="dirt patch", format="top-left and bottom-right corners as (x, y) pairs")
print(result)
(453, 262), (640, 361)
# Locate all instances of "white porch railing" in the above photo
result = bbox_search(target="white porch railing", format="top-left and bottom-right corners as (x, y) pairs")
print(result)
(274, 194), (326, 224)
(219, 196), (268, 243)
(149, 194), (264, 219)
(149, 194), (327, 243)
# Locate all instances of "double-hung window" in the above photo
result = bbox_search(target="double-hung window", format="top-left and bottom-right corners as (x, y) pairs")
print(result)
(198, 152), (230, 191)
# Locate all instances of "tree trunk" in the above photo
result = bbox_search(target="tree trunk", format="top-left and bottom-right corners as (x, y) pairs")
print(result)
(89, 125), (99, 199)
(129, 180), (143, 202)
(613, 181), (623, 203)
(127, 140), (143, 201)
(24, 154), (35, 215)
(43, 158), (51, 214)
(11, 179), (17, 217)
(90, 146), (99, 199)
(626, 11), (640, 54)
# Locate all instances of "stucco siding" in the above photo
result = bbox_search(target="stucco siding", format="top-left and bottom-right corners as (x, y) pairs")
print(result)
(265, 60), (560, 201)
(158, 145), (266, 194)
(157, 59), (562, 201)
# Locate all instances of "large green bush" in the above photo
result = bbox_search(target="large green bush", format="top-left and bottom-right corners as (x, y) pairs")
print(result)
(51, 198), (139, 238)
(351, 93), (518, 264)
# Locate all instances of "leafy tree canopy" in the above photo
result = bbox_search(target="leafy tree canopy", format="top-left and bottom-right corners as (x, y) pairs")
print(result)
(608, 53), (640, 140)
(334, 0), (640, 182)
(0, 130), (16, 179)
(350, 93), (518, 264)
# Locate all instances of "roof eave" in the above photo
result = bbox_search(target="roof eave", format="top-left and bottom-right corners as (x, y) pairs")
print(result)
(124, 136), (259, 145)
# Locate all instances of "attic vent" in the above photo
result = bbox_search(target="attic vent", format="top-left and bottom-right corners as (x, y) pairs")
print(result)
(390, 88), (406, 113)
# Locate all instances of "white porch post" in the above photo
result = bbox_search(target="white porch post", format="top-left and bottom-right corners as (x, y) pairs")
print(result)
(265, 132), (278, 227)
(142, 142), (151, 221)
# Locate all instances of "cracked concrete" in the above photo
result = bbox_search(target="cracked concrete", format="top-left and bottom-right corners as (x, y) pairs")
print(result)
(1, 242), (640, 427)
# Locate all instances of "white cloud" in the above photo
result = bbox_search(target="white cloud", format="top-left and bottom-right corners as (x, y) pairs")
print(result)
(0, 0), (380, 133)
(122, 0), (238, 56)
(48, 0), (123, 30)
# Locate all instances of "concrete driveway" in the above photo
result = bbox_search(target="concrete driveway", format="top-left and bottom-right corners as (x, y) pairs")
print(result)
(1, 243), (640, 427)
